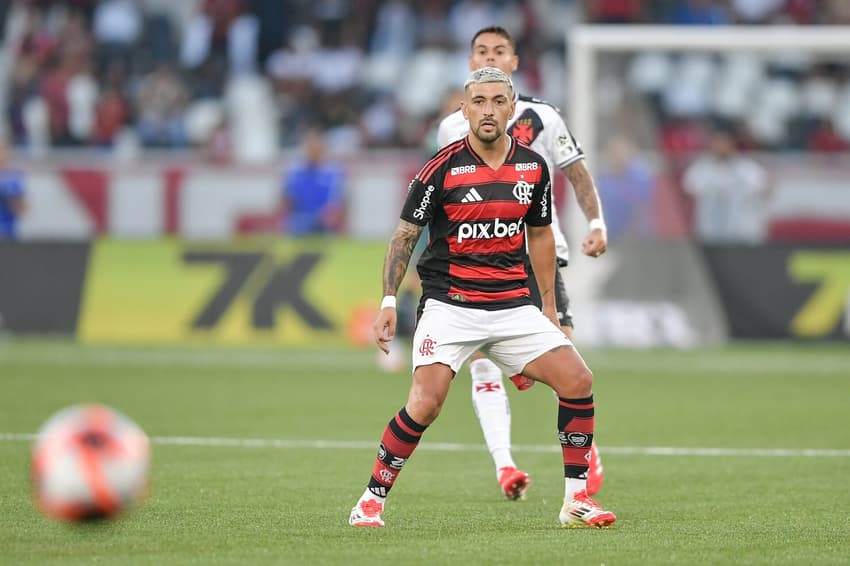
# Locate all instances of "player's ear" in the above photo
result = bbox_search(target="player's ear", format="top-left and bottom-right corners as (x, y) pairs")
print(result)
(511, 55), (519, 73)
(460, 100), (469, 119)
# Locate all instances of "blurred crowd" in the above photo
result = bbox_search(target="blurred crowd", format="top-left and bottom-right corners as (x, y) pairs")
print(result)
(1, 0), (849, 161)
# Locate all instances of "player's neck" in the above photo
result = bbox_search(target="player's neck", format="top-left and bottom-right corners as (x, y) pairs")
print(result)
(468, 134), (511, 171)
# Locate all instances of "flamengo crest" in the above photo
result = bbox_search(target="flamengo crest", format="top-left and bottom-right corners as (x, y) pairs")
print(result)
(513, 180), (533, 204)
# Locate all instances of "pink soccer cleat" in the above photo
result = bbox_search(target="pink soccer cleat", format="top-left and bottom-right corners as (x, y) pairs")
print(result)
(508, 374), (535, 391)
(587, 441), (604, 496)
(498, 466), (532, 501)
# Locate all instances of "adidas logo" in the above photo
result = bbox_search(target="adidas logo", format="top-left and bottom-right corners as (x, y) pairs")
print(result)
(461, 188), (483, 203)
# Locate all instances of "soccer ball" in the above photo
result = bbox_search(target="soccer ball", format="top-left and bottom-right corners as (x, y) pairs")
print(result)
(31, 404), (150, 521)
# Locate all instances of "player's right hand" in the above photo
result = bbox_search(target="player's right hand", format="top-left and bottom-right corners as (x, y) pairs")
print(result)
(373, 308), (397, 354)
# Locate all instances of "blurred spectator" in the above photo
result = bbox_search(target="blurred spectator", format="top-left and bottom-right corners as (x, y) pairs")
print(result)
(92, 0), (142, 77)
(682, 126), (770, 244)
(584, 0), (645, 23)
(666, 0), (730, 25)
(596, 135), (656, 240)
(370, 0), (417, 56)
(3, 1), (850, 155)
(0, 143), (26, 240)
(729, 0), (785, 24)
(92, 62), (130, 146)
(280, 129), (345, 236)
(135, 65), (189, 147)
(807, 118), (849, 153)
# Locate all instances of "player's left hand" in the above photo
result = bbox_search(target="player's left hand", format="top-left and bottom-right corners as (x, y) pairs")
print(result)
(373, 307), (397, 355)
(581, 228), (608, 258)
(542, 304), (560, 328)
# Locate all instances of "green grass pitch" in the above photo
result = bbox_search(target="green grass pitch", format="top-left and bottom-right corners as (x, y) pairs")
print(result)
(1, 340), (848, 565)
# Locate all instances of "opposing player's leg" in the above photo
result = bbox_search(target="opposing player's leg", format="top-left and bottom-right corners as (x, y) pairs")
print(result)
(468, 350), (531, 500)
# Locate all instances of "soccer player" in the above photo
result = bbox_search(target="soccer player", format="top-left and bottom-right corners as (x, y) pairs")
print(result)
(0, 143), (26, 240)
(436, 26), (607, 499)
(349, 66), (616, 529)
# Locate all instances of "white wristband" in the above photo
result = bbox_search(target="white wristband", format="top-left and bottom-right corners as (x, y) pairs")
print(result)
(380, 296), (397, 310)
(588, 218), (607, 232)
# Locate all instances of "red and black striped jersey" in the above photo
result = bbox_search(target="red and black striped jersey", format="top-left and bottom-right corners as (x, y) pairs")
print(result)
(400, 136), (552, 310)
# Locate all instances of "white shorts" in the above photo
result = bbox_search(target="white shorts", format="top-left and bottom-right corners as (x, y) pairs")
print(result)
(411, 299), (571, 376)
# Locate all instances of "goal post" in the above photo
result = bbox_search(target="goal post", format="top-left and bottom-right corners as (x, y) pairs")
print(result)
(568, 24), (850, 166)
(561, 25), (850, 346)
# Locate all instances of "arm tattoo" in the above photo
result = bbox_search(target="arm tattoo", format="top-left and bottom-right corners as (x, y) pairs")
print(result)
(565, 161), (603, 221)
(383, 220), (424, 296)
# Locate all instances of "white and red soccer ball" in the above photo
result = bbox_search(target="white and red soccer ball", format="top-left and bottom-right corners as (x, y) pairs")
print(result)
(31, 404), (150, 521)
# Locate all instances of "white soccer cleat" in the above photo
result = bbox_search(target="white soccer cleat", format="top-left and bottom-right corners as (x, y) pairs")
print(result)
(559, 490), (616, 528)
(349, 498), (385, 527)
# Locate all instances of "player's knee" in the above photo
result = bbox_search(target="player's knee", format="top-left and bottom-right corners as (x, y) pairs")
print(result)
(553, 365), (593, 398)
(574, 365), (593, 392)
(408, 394), (444, 424)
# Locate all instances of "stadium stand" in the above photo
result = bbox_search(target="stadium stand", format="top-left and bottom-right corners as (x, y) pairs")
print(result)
(1, 1), (848, 243)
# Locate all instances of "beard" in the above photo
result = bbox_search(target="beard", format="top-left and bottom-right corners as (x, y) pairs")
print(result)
(471, 121), (503, 144)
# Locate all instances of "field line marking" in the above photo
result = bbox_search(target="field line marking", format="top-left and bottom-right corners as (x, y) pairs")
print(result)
(2, 344), (847, 374)
(2, 433), (849, 458)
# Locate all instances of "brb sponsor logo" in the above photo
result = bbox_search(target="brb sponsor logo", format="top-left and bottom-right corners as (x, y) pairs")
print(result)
(413, 185), (435, 220)
(457, 218), (524, 242)
(451, 165), (477, 176)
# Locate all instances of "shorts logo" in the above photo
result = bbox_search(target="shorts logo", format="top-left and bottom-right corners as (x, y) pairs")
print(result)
(513, 180), (533, 204)
(419, 337), (436, 356)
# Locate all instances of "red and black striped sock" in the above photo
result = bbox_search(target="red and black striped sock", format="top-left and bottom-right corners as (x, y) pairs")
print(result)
(557, 395), (594, 479)
(366, 407), (428, 498)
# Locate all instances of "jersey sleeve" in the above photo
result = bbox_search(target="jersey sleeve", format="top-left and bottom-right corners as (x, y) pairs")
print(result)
(436, 111), (466, 150)
(525, 162), (552, 227)
(436, 119), (452, 150)
(544, 109), (585, 170)
(400, 176), (441, 226)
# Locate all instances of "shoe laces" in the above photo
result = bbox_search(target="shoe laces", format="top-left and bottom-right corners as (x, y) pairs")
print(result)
(572, 490), (600, 508)
(359, 499), (384, 516)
